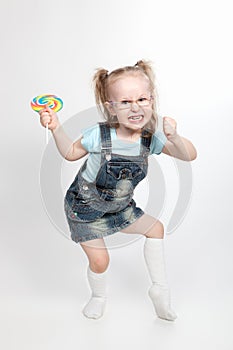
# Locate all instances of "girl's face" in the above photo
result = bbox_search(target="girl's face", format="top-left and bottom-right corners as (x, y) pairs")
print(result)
(106, 74), (153, 134)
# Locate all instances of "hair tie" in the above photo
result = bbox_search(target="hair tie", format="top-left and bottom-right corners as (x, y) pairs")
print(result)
(101, 69), (108, 78)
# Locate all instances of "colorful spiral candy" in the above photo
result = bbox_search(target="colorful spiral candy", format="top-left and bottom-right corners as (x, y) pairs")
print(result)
(31, 94), (63, 113)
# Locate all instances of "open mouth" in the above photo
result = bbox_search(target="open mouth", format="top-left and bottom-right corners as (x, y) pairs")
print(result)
(128, 115), (143, 122)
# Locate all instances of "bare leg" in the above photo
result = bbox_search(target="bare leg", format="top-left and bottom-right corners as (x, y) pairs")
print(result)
(120, 213), (164, 238)
(80, 238), (110, 319)
(80, 238), (110, 273)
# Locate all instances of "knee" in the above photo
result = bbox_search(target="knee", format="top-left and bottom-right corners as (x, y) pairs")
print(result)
(90, 254), (110, 273)
(145, 220), (164, 239)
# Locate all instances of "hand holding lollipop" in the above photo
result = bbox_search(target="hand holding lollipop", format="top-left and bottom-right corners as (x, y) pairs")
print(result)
(31, 94), (63, 144)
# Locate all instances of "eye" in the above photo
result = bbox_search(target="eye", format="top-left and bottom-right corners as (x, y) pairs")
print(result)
(138, 97), (147, 102)
(120, 100), (131, 105)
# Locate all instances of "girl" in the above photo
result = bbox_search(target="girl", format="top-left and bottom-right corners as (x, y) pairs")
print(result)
(39, 60), (197, 321)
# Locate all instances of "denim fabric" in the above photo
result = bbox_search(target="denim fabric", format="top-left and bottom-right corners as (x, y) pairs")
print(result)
(64, 122), (152, 243)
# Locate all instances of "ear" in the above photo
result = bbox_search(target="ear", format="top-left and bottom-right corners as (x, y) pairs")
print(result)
(104, 101), (116, 116)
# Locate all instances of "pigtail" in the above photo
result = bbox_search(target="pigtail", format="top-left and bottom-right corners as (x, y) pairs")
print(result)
(92, 68), (109, 118)
(134, 59), (158, 135)
(92, 68), (119, 127)
(134, 59), (155, 86)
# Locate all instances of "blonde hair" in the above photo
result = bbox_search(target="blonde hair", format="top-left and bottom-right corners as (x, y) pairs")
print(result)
(92, 60), (158, 136)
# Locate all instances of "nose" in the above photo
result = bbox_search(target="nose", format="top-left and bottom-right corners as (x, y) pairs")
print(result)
(130, 101), (140, 112)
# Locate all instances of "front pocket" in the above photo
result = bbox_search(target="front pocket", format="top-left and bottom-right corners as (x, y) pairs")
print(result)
(107, 161), (145, 180)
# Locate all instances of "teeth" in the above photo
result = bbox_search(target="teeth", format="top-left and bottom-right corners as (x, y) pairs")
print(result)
(129, 115), (142, 120)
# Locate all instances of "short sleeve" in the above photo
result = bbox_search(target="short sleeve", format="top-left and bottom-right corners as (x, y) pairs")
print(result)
(80, 124), (101, 152)
(150, 130), (167, 155)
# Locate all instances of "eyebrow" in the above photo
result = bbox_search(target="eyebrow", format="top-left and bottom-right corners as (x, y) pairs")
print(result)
(119, 93), (150, 100)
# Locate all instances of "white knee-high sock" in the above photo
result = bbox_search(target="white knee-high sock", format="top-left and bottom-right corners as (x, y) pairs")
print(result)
(82, 266), (108, 319)
(143, 237), (177, 321)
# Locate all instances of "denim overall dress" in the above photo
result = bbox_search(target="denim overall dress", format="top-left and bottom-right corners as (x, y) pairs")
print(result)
(64, 122), (152, 243)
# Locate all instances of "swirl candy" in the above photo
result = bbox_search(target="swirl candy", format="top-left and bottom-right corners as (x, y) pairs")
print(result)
(31, 94), (63, 113)
(31, 94), (63, 144)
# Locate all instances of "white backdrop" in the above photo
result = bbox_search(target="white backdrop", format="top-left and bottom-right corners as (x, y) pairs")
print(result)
(1, 0), (233, 349)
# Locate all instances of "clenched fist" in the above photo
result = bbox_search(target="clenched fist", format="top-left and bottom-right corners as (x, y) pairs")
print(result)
(163, 117), (178, 140)
(39, 104), (60, 131)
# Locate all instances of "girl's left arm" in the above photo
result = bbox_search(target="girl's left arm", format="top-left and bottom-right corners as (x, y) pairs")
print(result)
(161, 117), (197, 161)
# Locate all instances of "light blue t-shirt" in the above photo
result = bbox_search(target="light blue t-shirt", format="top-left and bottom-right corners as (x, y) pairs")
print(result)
(80, 124), (167, 182)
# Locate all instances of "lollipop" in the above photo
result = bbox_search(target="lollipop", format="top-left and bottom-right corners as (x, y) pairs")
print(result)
(31, 94), (63, 144)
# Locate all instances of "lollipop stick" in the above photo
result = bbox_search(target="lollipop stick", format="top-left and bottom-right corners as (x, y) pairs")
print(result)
(46, 123), (48, 144)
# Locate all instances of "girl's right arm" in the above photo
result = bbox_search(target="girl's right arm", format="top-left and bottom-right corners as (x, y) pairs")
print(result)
(39, 105), (88, 161)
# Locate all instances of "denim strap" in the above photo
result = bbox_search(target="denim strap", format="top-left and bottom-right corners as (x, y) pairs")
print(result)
(99, 122), (112, 160)
(140, 129), (152, 156)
